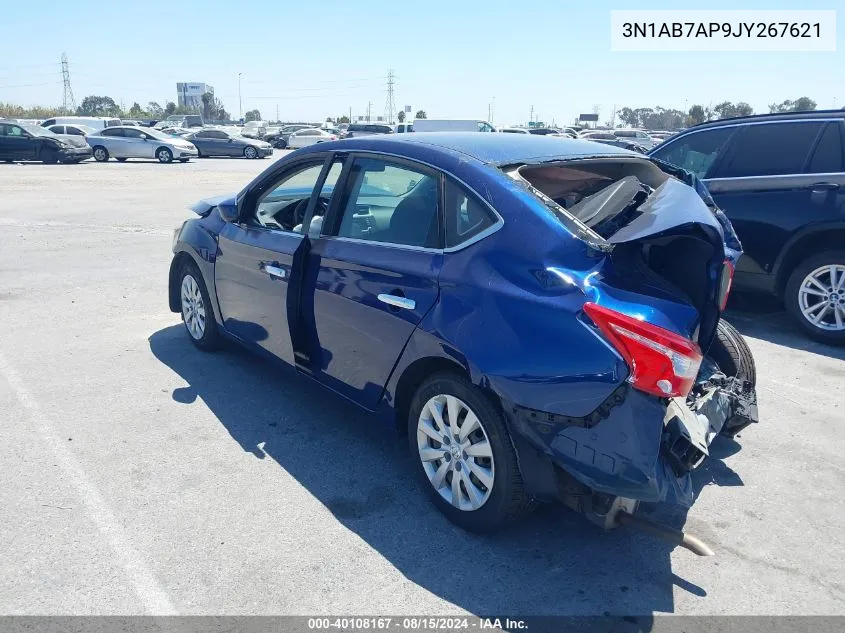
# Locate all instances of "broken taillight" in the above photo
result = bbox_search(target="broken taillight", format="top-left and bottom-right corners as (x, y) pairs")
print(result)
(583, 303), (703, 399)
(719, 259), (735, 311)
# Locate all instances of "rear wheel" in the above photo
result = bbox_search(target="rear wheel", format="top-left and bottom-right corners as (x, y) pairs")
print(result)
(785, 251), (845, 345)
(408, 371), (533, 532)
(708, 319), (756, 386)
(92, 146), (109, 162)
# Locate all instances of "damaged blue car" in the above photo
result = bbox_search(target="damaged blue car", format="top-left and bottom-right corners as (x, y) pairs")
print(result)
(168, 134), (758, 551)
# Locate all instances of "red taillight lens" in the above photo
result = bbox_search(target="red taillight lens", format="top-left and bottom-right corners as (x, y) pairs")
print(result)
(330, 135), (337, 140)
(583, 303), (703, 398)
(719, 259), (734, 311)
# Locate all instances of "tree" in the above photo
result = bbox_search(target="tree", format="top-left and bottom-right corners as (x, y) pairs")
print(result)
(687, 104), (707, 126)
(713, 101), (753, 120)
(147, 102), (163, 117)
(397, 110), (406, 123)
(769, 97), (817, 113)
(201, 92), (214, 120)
(338, 115), (350, 124)
(128, 102), (144, 118)
(244, 109), (262, 122)
(164, 101), (177, 116)
(77, 95), (120, 117)
(415, 110), (427, 119)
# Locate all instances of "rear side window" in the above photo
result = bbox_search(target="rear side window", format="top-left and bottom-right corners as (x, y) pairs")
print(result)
(101, 128), (123, 137)
(715, 122), (824, 178)
(651, 127), (734, 178)
(807, 123), (844, 174)
(444, 179), (498, 248)
(106, 119), (121, 128)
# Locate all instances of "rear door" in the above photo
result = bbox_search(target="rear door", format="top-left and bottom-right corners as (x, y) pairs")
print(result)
(703, 120), (838, 277)
(214, 156), (342, 365)
(99, 127), (125, 156)
(302, 154), (442, 409)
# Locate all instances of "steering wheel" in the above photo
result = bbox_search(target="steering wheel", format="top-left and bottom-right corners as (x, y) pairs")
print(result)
(293, 196), (330, 227)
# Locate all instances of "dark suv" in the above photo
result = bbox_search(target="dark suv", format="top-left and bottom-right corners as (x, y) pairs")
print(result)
(649, 111), (845, 344)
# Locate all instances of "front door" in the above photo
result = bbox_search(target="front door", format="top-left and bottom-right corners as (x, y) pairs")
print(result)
(214, 158), (339, 365)
(0, 124), (36, 160)
(303, 155), (442, 409)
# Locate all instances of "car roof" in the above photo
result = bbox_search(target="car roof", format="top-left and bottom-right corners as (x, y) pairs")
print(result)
(688, 109), (845, 131)
(299, 132), (635, 165)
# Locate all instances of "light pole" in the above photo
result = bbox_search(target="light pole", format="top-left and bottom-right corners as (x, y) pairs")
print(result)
(238, 73), (243, 121)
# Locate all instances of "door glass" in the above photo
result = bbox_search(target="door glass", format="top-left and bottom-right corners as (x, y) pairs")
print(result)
(715, 122), (823, 178)
(807, 123), (844, 174)
(334, 158), (439, 248)
(8, 126), (25, 137)
(252, 163), (326, 233)
(302, 161), (344, 236)
(651, 127), (734, 178)
(123, 128), (144, 139)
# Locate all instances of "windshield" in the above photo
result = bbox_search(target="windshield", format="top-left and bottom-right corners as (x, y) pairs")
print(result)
(142, 128), (172, 140)
(22, 124), (56, 137)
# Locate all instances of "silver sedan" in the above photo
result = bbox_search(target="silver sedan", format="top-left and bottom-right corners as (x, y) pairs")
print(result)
(87, 126), (198, 163)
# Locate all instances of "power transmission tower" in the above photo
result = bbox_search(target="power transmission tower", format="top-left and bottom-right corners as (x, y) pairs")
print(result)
(61, 53), (76, 113)
(384, 69), (396, 124)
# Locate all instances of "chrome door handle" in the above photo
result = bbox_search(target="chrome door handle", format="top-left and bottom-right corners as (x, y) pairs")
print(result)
(378, 293), (415, 310)
(264, 265), (286, 279)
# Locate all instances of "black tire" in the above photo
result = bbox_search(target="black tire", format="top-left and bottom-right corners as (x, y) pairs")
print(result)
(42, 158), (58, 164)
(784, 251), (845, 345)
(408, 371), (533, 532)
(116, 157), (127, 162)
(156, 147), (173, 163)
(244, 146), (258, 159)
(92, 146), (109, 162)
(179, 158), (189, 163)
(708, 319), (756, 386)
(178, 260), (220, 351)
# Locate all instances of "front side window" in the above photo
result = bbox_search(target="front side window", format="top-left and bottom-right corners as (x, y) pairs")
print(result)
(251, 162), (328, 233)
(123, 128), (144, 139)
(444, 179), (498, 248)
(333, 158), (440, 248)
(7, 126), (25, 137)
(714, 122), (824, 178)
(651, 127), (734, 178)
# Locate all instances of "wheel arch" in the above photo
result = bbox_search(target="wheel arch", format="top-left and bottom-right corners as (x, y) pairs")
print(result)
(774, 224), (845, 296)
(156, 145), (172, 159)
(392, 356), (471, 434)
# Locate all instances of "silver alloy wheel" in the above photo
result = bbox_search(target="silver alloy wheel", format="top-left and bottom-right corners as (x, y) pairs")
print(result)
(417, 394), (494, 511)
(93, 148), (107, 161)
(158, 148), (172, 163)
(244, 146), (257, 159)
(798, 264), (845, 331)
(180, 274), (206, 340)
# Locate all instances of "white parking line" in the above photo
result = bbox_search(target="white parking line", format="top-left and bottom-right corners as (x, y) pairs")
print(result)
(0, 350), (176, 615)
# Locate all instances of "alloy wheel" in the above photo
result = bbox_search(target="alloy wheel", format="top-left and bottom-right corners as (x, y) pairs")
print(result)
(798, 264), (845, 331)
(180, 274), (206, 340)
(416, 394), (494, 511)
(93, 148), (107, 161)
(245, 146), (257, 159)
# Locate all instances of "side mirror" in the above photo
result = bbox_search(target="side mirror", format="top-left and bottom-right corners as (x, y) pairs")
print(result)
(217, 202), (239, 223)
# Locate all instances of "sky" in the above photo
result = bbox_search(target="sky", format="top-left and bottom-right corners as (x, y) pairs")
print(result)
(1, 0), (841, 125)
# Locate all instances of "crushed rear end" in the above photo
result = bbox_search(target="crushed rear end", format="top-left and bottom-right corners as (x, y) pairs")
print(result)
(502, 154), (758, 545)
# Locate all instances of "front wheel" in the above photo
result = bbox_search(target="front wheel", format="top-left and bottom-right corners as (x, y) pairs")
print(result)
(178, 261), (219, 351)
(408, 371), (533, 532)
(785, 251), (845, 345)
(156, 147), (173, 163)
(243, 146), (258, 159)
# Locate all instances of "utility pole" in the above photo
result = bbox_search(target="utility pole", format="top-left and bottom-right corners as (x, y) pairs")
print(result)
(367, 101), (372, 122)
(384, 69), (396, 124)
(529, 105), (534, 127)
(610, 104), (617, 128)
(238, 73), (243, 120)
(349, 106), (352, 122)
(488, 97), (495, 124)
(276, 104), (279, 122)
(61, 53), (76, 113)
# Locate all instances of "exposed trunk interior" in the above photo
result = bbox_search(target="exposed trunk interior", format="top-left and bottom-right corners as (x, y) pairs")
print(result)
(514, 158), (725, 343)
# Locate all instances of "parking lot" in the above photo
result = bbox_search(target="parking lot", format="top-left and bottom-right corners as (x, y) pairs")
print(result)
(1, 157), (844, 617)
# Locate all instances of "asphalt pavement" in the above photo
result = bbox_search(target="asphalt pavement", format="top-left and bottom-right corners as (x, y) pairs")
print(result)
(1, 157), (843, 617)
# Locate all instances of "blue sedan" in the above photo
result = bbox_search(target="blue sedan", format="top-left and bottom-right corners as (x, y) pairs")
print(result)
(168, 134), (758, 544)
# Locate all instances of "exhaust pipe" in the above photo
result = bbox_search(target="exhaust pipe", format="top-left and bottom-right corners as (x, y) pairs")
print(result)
(616, 511), (715, 557)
